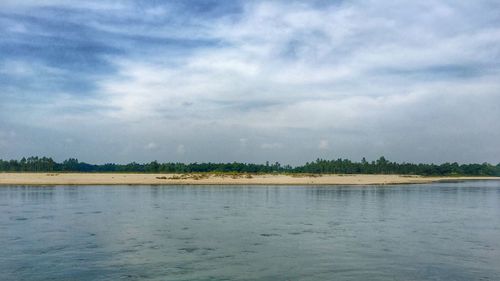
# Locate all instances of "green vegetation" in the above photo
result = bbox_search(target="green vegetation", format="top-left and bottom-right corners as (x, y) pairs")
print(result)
(0, 156), (499, 176)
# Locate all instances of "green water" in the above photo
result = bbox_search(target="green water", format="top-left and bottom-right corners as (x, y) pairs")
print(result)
(1, 181), (500, 280)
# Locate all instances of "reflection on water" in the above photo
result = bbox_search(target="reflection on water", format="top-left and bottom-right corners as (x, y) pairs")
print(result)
(1, 182), (500, 281)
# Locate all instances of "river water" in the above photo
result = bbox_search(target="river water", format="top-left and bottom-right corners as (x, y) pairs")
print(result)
(1, 181), (500, 280)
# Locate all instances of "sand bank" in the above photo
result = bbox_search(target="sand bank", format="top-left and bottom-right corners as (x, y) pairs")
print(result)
(0, 173), (498, 186)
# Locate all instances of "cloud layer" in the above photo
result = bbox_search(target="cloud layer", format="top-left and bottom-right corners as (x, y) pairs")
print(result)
(1, 0), (500, 164)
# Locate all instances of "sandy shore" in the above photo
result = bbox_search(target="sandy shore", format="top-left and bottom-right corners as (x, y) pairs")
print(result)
(0, 173), (498, 186)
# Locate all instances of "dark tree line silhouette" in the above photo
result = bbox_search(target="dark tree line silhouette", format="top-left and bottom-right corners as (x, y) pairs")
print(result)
(0, 156), (499, 176)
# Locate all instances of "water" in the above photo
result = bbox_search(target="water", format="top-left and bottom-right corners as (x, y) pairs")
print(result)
(1, 181), (500, 281)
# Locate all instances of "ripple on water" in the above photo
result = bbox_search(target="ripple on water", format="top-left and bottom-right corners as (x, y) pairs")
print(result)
(37, 215), (54, 220)
(178, 247), (199, 253)
(10, 216), (28, 221)
(85, 244), (99, 249)
(260, 233), (281, 237)
(2, 183), (500, 281)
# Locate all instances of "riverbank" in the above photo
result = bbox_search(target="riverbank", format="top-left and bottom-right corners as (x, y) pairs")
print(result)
(0, 173), (498, 185)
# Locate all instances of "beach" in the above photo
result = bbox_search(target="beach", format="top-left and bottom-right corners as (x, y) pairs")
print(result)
(0, 173), (497, 185)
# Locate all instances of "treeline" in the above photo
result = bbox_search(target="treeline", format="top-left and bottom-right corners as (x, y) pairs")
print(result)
(297, 157), (500, 176)
(0, 156), (499, 176)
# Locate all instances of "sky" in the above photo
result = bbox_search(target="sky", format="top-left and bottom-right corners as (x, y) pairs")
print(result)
(1, 0), (500, 165)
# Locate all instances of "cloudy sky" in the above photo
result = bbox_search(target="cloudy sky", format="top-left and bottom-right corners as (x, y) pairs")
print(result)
(1, 0), (500, 165)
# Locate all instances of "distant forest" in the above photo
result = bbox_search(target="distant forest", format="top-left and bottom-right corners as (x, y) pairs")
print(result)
(1, 156), (499, 176)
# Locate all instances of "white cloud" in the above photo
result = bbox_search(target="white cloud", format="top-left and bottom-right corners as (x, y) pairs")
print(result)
(144, 142), (158, 150)
(92, 1), (500, 128)
(239, 138), (248, 148)
(2, 0), (500, 164)
(0, 60), (64, 77)
(261, 143), (283, 150)
(176, 144), (186, 155)
(318, 140), (329, 150)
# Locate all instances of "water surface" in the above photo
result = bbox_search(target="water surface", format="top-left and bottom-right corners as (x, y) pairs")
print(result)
(1, 181), (500, 280)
